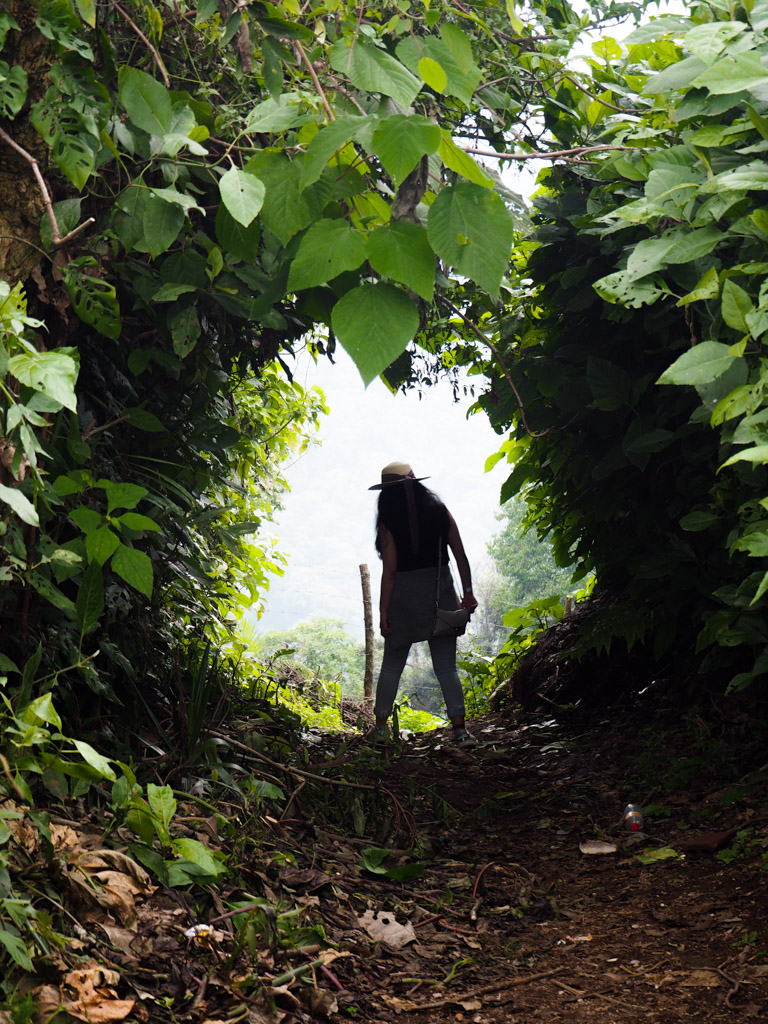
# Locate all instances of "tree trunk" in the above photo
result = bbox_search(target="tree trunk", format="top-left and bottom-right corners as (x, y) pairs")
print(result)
(0, 3), (55, 286)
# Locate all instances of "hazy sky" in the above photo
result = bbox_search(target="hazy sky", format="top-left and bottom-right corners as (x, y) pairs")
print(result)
(253, 346), (510, 639)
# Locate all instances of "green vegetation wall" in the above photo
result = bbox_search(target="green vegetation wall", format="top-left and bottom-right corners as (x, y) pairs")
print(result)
(466, 1), (768, 691)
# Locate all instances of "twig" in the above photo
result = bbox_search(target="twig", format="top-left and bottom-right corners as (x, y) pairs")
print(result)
(280, 778), (306, 819)
(211, 729), (378, 790)
(295, 41), (335, 122)
(0, 127), (95, 247)
(396, 966), (564, 1010)
(81, 414), (129, 440)
(112, 1), (170, 87)
(472, 860), (494, 898)
(561, 74), (642, 114)
(440, 297), (552, 439)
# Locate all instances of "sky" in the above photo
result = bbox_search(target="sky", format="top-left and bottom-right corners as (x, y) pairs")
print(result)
(251, 346), (511, 640)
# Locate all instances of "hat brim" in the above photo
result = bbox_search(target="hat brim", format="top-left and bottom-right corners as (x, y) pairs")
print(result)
(368, 476), (430, 491)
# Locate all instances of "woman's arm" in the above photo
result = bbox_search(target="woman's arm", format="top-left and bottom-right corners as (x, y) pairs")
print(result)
(446, 512), (478, 612)
(378, 526), (397, 636)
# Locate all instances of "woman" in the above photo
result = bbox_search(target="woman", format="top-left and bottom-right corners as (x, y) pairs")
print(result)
(368, 461), (479, 746)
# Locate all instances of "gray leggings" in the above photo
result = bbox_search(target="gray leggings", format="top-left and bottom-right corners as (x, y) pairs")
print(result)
(374, 635), (466, 721)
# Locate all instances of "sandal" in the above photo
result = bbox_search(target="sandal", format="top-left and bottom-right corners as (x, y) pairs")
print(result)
(453, 729), (478, 748)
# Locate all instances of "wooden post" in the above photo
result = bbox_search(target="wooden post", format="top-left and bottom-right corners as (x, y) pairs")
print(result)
(360, 563), (374, 701)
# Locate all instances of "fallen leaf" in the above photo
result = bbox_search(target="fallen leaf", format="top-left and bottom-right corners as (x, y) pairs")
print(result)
(357, 909), (416, 948)
(680, 969), (721, 988)
(635, 846), (679, 865)
(579, 840), (618, 855)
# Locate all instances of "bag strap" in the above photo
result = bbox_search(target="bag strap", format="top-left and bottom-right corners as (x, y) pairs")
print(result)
(434, 536), (442, 614)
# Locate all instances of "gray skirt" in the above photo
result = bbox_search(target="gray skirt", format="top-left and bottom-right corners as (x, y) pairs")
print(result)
(388, 566), (460, 647)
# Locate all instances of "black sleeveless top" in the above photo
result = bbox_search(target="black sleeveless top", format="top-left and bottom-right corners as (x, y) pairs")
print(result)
(387, 504), (450, 572)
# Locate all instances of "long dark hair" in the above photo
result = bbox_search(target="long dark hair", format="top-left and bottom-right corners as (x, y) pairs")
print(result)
(375, 480), (447, 558)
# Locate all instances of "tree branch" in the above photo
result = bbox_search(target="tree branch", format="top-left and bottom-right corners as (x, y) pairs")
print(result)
(561, 74), (643, 114)
(111, 0), (171, 88)
(0, 128), (95, 248)
(441, 297), (552, 439)
(464, 143), (636, 162)
(295, 41), (335, 121)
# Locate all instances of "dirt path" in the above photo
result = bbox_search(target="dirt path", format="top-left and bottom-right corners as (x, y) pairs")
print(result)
(67, 700), (768, 1024)
(293, 705), (768, 1023)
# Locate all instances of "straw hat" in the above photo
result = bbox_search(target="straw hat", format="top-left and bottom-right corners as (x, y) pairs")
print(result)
(368, 461), (430, 490)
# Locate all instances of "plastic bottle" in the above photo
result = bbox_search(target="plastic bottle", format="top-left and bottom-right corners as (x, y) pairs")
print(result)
(623, 803), (644, 833)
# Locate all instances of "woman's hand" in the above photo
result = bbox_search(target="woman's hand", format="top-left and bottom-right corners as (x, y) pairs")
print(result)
(380, 613), (393, 638)
(461, 590), (478, 613)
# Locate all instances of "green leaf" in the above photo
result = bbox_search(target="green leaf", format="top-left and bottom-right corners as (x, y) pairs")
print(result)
(215, 204), (261, 261)
(418, 56), (447, 92)
(677, 265), (719, 307)
(36, 0), (93, 59)
(666, 226), (724, 264)
(8, 348), (79, 411)
(707, 160), (768, 191)
(119, 66), (172, 135)
(76, 560), (104, 633)
(332, 283), (419, 386)
(70, 506), (103, 534)
(244, 95), (306, 132)
(28, 571), (76, 616)
(245, 151), (313, 245)
(151, 283), (197, 303)
(288, 219), (366, 291)
(0, 61), (28, 119)
(72, 740), (116, 781)
(141, 197), (185, 257)
(684, 22), (747, 64)
(360, 846), (425, 881)
(0, 11), (20, 49)
(329, 38), (422, 109)
(62, 260), (121, 340)
(102, 481), (148, 513)
(427, 183), (513, 297)
(437, 131), (493, 187)
(636, 846), (679, 864)
(86, 525), (120, 566)
(23, 692), (62, 729)
(147, 783), (176, 843)
(111, 543), (153, 597)
(169, 304), (201, 358)
(680, 510), (721, 531)
(626, 237), (675, 281)
(657, 341), (737, 386)
(40, 197), (81, 249)
(117, 512), (161, 533)
(74, 0), (96, 26)
(397, 28), (481, 107)
(733, 531), (768, 557)
(367, 222), (435, 300)
(371, 114), (441, 187)
(0, 928), (33, 972)
(720, 444), (768, 469)
(219, 167), (265, 227)
(721, 279), (755, 333)
(0, 483), (38, 526)
(125, 407), (165, 432)
(149, 186), (203, 214)
(692, 52), (768, 95)
(53, 129), (96, 191)
(642, 55), (707, 95)
(299, 115), (370, 189)
(171, 837), (225, 877)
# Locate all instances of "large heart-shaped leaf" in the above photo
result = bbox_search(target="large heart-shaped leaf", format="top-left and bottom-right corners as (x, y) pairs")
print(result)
(332, 283), (419, 386)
